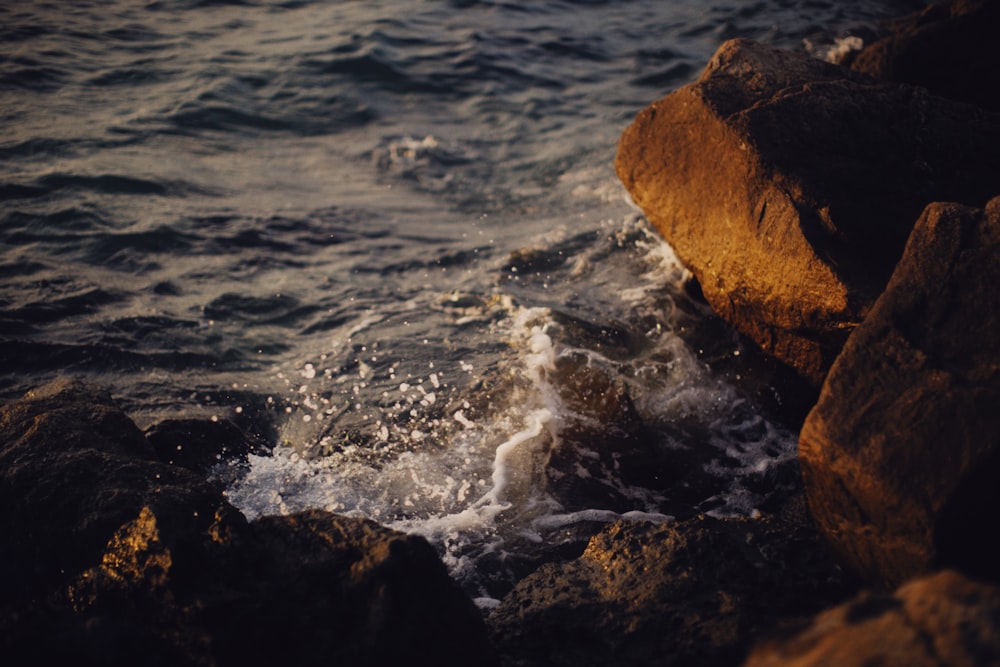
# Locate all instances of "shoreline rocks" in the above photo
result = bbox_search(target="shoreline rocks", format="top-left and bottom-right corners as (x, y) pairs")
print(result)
(615, 36), (1000, 385)
(850, 0), (1000, 112)
(744, 570), (1000, 667)
(5, 4), (1000, 666)
(799, 197), (1000, 588)
(489, 509), (854, 667)
(613, 1), (1000, 664)
(0, 378), (497, 667)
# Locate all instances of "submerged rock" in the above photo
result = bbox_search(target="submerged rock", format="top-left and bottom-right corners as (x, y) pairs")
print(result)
(799, 197), (1000, 588)
(743, 570), (1000, 667)
(488, 510), (853, 667)
(0, 378), (496, 667)
(615, 38), (1000, 384)
(145, 417), (267, 474)
(851, 0), (1000, 112)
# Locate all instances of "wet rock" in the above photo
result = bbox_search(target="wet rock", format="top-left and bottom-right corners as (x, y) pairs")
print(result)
(615, 38), (1000, 384)
(0, 377), (228, 602)
(489, 511), (854, 667)
(799, 197), (1000, 588)
(851, 0), (1000, 112)
(0, 378), (497, 667)
(544, 351), (660, 512)
(743, 570), (1000, 667)
(145, 417), (266, 473)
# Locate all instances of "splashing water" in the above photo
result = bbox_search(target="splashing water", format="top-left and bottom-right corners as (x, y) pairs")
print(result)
(226, 216), (798, 602)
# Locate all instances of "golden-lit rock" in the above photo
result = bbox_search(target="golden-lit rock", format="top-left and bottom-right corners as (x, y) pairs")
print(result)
(0, 378), (497, 667)
(488, 514), (852, 667)
(743, 570), (1000, 667)
(616, 38), (1000, 384)
(799, 197), (1000, 587)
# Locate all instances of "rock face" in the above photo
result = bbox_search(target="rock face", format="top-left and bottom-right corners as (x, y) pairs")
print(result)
(799, 197), (1000, 588)
(615, 38), (1000, 384)
(0, 378), (496, 666)
(488, 512), (854, 667)
(851, 0), (1000, 112)
(743, 570), (1000, 667)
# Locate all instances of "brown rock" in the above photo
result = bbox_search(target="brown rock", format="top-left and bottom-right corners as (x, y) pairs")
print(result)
(0, 378), (497, 667)
(488, 513), (853, 667)
(799, 197), (1000, 588)
(851, 0), (1000, 111)
(615, 38), (1000, 384)
(0, 378), (229, 600)
(744, 570), (1000, 667)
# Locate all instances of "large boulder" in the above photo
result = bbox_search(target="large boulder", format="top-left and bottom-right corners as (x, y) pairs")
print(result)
(488, 512), (853, 667)
(0, 378), (497, 666)
(743, 570), (1000, 667)
(615, 38), (1000, 384)
(799, 197), (1000, 588)
(851, 0), (1000, 112)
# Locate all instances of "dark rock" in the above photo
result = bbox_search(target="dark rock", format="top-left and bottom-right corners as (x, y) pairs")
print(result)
(743, 570), (1000, 667)
(202, 510), (494, 667)
(0, 378), (497, 667)
(0, 378), (228, 602)
(851, 0), (1000, 112)
(615, 38), (1000, 385)
(488, 510), (854, 667)
(145, 417), (266, 473)
(544, 351), (659, 512)
(799, 197), (1000, 588)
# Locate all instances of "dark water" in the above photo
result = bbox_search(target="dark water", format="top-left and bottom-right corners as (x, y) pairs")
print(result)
(1, 0), (924, 602)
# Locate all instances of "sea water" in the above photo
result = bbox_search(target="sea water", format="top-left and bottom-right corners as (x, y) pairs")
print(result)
(0, 0), (926, 603)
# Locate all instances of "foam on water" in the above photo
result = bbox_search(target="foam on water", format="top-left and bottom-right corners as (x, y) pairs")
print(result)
(226, 214), (797, 600)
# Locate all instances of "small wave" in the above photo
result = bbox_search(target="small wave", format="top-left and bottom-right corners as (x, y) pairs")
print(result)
(203, 293), (319, 326)
(0, 65), (68, 92)
(1, 283), (123, 325)
(3, 172), (215, 199)
(87, 66), (177, 87)
(630, 62), (696, 88)
(162, 96), (376, 136)
(0, 137), (78, 161)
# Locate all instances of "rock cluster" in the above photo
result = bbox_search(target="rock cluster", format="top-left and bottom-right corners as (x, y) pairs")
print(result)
(6, 2), (1000, 667)
(745, 570), (1000, 667)
(488, 509), (852, 667)
(800, 198), (1000, 588)
(616, 37), (1000, 385)
(614, 0), (1000, 664)
(850, 0), (1000, 112)
(0, 378), (496, 666)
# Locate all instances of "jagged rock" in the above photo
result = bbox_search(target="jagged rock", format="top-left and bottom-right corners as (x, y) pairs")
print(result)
(799, 197), (1000, 588)
(615, 38), (1000, 384)
(0, 378), (229, 602)
(851, 0), (1000, 111)
(0, 378), (497, 667)
(743, 570), (1000, 667)
(488, 512), (854, 667)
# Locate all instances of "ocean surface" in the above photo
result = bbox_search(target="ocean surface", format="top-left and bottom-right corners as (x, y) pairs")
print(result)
(1, 0), (924, 604)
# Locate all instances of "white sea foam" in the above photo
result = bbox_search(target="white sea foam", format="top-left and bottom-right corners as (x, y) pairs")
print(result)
(226, 215), (796, 591)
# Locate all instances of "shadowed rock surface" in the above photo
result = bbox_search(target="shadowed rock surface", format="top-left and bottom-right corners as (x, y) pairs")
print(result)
(799, 197), (1000, 588)
(743, 570), (1000, 667)
(615, 38), (1000, 385)
(0, 378), (496, 667)
(851, 0), (1000, 112)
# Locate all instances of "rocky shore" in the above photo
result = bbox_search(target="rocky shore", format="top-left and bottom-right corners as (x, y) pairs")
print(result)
(4, 1), (1000, 665)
